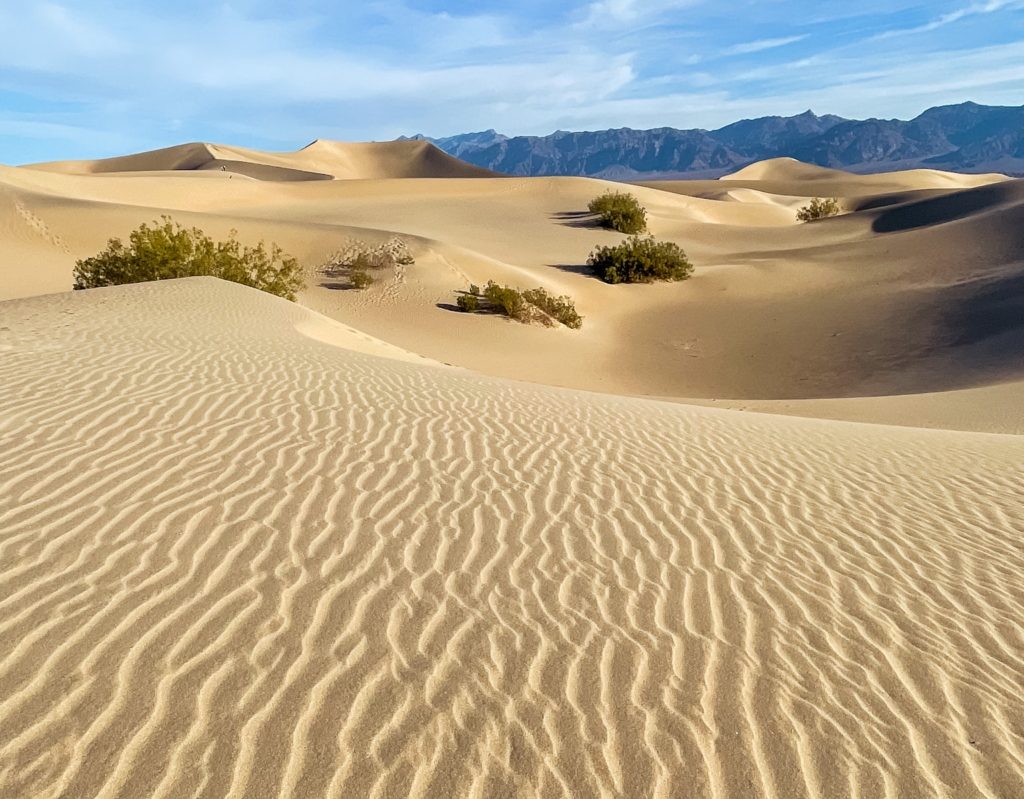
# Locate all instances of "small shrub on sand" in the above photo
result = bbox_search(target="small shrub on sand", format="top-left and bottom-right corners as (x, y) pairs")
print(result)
(349, 269), (374, 289)
(322, 238), (415, 272)
(521, 287), (583, 330)
(796, 197), (841, 222)
(588, 235), (693, 284)
(454, 281), (583, 329)
(483, 281), (531, 322)
(319, 237), (414, 289)
(73, 217), (304, 300)
(587, 191), (648, 234)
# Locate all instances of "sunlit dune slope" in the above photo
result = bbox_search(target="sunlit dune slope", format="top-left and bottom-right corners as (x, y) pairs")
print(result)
(1, 278), (1022, 799)
(26, 139), (498, 181)
(2, 150), (1023, 410)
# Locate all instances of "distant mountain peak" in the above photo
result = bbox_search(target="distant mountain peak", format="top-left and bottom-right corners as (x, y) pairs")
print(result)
(403, 103), (1024, 178)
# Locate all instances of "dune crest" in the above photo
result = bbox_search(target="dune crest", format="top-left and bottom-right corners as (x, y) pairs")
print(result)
(26, 139), (496, 181)
(722, 156), (852, 182)
(718, 156), (1008, 193)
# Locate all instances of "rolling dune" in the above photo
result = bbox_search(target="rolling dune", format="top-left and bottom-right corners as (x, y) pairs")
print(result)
(1, 279), (1023, 799)
(27, 139), (498, 181)
(642, 157), (1008, 203)
(4, 153), (1023, 405)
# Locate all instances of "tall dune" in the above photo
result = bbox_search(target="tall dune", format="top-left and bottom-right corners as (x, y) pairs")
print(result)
(26, 139), (497, 181)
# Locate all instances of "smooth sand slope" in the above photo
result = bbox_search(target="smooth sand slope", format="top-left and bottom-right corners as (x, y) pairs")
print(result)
(2, 279), (1023, 799)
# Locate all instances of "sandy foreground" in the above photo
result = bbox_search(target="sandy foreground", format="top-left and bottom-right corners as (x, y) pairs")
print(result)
(2, 141), (1024, 797)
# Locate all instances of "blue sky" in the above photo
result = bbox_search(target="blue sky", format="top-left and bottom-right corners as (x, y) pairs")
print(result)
(1, 0), (1023, 163)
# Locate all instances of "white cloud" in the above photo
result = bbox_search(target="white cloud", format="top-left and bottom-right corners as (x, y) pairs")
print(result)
(875, 0), (1024, 38)
(723, 35), (807, 56)
(0, 0), (1021, 162)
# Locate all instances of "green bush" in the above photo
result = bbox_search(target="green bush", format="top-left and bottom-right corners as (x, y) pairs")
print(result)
(587, 191), (648, 234)
(73, 217), (304, 300)
(588, 235), (693, 284)
(454, 281), (582, 329)
(483, 281), (530, 322)
(456, 293), (479, 312)
(796, 197), (841, 222)
(349, 269), (374, 289)
(521, 287), (583, 330)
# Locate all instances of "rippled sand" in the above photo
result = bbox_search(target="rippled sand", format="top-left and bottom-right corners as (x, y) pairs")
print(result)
(2, 279), (1022, 798)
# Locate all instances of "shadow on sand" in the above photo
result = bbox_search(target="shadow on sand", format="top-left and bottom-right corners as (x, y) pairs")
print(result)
(549, 263), (604, 281)
(551, 211), (603, 229)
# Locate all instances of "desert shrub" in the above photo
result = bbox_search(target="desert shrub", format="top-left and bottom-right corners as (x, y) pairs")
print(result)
(521, 287), (583, 330)
(587, 235), (693, 284)
(587, 191), (648, 234)
(73, 217), (304, 300)
(349, 252), (378, 272)
(456, 293), (479, 312)
(349, 269), (374, 289)
(483, 281), (531, 322)
(319, 237), (415, 290)
(322, 237), (415, 273)
(796, 197), (841, 222)
(455, 282), (582, 329)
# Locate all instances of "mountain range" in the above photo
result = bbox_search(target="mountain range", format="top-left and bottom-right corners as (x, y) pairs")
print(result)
(402, 102), (1024, 178)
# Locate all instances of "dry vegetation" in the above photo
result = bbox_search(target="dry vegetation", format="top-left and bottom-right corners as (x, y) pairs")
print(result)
(73, 217), (304, 300)
(456, 281), (583, 329)
(797, 196), (841, 221)
(587, 190), (648, 234)
(319, 237), (415, 289)
(588, 235), (693, 284)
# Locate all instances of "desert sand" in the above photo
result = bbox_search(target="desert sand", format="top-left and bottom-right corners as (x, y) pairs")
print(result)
(1, 141), (1023, 798)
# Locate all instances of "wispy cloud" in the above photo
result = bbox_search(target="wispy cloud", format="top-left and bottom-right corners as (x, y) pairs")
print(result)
(874, 0), (1024, 38)
(0, 0), (1021, 163)
(723, 35), (807, 56)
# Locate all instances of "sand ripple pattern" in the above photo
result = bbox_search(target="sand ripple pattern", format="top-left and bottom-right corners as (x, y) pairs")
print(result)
(1, 279), (1023, 799)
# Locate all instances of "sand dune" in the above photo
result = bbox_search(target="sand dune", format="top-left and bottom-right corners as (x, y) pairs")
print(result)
(1, 278), (1022, 799)
(3, 150), (1024, 409)
(27, 139), (497, 181)
(2, 141), (1024, 799)
(722, 156), (1007, 190)
(643, 157), (1008, 204)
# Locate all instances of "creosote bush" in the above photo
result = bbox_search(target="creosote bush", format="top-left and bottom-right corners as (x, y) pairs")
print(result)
(483, 281), (530, 322)
(588, 235), (693, 284)
(521, 287), (583, 330)
(455, 281), (582, 329)
(319, 237), (415, 289)
(796, 197), (841, 222)
(73, 217), (304, 300)
(456, 293), (479, 312)
(587, 191), (648, 234)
